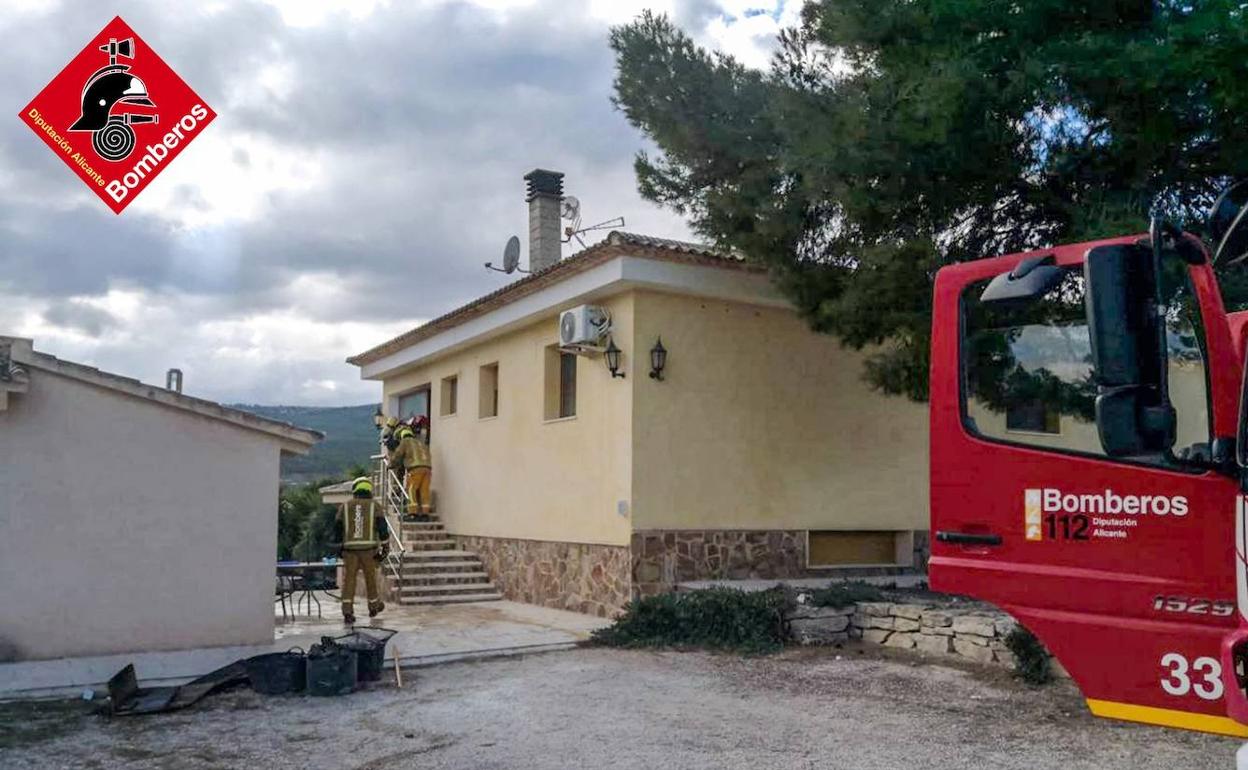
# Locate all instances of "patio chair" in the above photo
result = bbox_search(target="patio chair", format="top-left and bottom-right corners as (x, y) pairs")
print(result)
(275, 575), (297, 621)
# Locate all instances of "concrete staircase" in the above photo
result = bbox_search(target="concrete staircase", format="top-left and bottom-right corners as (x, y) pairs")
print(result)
(395, 518), (502, 605)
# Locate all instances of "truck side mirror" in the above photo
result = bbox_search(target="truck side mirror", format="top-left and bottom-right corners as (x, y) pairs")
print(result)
(1210, 181), (1248, 264)
(1084, 244), (1176, 456)
(978, 254), (1064, 305)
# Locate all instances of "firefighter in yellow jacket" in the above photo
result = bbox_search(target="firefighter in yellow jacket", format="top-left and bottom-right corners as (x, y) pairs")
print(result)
(387, 417), (432, 520)
(337, 476), (389, 624)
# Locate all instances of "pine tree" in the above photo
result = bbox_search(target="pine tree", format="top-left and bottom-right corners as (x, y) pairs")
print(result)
(610, 2), (1248, 400)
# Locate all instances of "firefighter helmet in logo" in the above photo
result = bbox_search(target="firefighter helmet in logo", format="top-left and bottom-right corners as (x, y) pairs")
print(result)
(67, 37), (157, 162)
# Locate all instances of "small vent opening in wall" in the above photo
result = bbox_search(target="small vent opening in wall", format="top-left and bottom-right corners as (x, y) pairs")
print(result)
(807, 531), (908, 567)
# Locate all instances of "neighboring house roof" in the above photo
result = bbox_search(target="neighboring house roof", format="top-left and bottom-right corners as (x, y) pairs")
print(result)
(347, 231), (759, 368)
(318, 480), (353, 501)
(3, 336), (322, 454)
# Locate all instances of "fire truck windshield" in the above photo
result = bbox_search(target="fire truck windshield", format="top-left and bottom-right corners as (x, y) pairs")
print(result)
(962, 252), (1213, 465)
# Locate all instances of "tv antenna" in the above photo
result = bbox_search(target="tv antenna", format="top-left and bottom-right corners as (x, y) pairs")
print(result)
(485, 235), (529, 275)
(560, 194), (625, 248)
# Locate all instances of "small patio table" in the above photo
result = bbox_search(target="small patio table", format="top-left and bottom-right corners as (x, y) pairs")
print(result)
(276, 560), (341, 618)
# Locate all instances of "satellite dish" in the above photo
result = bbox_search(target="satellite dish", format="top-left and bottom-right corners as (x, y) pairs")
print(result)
(486, 236), (527, 275)
(502, 236), (521, 274)
(560, 196), (581, 221)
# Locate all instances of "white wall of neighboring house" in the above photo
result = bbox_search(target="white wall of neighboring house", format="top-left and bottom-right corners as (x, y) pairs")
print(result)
(0, 366), (292, 662)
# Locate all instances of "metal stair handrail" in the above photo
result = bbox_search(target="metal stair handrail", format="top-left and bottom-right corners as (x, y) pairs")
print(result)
(371, 452), (407, 584)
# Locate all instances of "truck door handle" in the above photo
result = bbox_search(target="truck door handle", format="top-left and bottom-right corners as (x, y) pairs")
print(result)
(935, 531), (1002, 546)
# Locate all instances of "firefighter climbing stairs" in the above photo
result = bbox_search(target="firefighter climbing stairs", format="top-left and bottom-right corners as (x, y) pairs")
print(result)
(375, 458), (502, 605)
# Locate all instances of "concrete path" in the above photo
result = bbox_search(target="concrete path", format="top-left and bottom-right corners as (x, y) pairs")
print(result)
(1, 601), (607, 698)
(274, 599), (608, 666)
(0, 646), (1236, 769)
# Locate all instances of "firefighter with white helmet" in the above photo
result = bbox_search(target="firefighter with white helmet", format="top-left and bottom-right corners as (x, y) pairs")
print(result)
(337, 476), (388, 624)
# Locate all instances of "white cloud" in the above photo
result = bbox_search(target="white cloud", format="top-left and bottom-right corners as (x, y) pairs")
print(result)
(1, 0), (793, 406)
(16, 287), (416, 404)
(258, 0), (392, 28)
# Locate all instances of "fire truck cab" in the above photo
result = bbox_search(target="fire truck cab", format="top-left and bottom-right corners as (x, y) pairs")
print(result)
(929, 184), (1248, 738)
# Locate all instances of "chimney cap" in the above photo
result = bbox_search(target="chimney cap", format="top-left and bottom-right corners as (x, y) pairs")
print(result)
(524, 168), (564, 200)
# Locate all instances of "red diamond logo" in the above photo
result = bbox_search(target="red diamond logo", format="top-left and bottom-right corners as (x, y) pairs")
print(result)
(18, 16), (216, 214)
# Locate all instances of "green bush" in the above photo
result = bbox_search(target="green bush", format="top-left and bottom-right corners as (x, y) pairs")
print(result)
(591, 588), (788, 654)
(806, 582), (886, 608)
(1004, 625), (1052, 685)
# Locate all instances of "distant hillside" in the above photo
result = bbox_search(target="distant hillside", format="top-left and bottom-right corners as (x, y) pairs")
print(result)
(232, 403), (380, 484)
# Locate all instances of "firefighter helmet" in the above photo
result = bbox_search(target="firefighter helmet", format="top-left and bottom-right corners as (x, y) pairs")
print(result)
(351, 476), (373, 496)
(69, 66), (156, 133)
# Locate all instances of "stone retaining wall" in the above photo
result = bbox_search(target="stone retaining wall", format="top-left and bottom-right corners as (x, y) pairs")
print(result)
(454, 535), (631, 617)
(787, 598), (1036, 671)
(631, 530), (926, 598)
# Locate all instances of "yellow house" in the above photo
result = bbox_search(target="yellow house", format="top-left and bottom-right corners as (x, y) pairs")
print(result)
(346, 170), (930, 616)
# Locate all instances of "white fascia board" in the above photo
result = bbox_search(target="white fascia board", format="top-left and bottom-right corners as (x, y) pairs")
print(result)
(360, 258), (629, 380)
(615, 256), (789, 308)
(359, 255), (792, 381)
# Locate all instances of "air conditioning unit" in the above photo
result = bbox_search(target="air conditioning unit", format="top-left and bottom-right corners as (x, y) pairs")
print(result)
(559, 305), (610, 348)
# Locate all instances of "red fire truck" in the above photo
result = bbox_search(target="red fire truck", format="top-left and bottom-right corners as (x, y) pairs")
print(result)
(929, 183), (1248, 740)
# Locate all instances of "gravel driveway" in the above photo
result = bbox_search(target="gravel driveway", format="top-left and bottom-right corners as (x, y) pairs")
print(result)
(0, 645), (1238, 769)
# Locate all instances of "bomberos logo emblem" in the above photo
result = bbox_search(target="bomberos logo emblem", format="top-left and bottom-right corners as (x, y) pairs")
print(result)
(1024, 487), (1188, 542)
(18, 16), (215, 214)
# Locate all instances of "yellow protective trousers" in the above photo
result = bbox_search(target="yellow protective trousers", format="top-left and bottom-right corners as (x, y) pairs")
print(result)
(341, 548), (380, 609)
(405, 467), (431, 514)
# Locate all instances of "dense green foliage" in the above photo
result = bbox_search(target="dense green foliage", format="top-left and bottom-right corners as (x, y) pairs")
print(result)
(591, 588), (789, 654)
(233, 403), (380, 482)
(277, 474), (359, 561)
(805, 581), (886, 608)
(611, 2), (1248, 400)
(1004, 625), (1053, 685)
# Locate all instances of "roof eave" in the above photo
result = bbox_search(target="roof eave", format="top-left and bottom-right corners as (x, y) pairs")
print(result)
(347, 231), (762, 370)
(8, 342), (323, 449)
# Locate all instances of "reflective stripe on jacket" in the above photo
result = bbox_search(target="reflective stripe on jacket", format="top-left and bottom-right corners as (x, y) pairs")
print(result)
(342, 500), (380, 549)
(390, 434), (431, 469)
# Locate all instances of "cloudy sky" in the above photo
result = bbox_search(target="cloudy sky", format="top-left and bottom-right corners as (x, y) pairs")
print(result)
(0, 0), (798, 405)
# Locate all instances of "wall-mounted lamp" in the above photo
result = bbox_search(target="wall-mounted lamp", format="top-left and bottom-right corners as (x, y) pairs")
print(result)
(373, 405), (385, 430)
(605, 337), (626, 379)
(649, 338), (667, 381)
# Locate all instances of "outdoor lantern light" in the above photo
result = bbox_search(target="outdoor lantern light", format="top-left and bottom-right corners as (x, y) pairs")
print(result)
(649, 338), (667, 381)
(373, 405), (384, 429)
(605, 337), (626, 379)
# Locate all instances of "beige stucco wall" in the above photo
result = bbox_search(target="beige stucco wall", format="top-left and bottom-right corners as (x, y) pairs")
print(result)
(0, 369), (282, 661)
(629, 290), (930, 532)
(381, 293), (635, 546)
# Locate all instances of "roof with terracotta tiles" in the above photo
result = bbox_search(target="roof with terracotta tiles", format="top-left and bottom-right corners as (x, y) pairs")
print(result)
(346, 231), (756, 367)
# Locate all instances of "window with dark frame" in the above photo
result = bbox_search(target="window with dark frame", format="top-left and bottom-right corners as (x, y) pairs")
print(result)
(479, 362), (499, 418)
(1005, 400), (1060, 434)
(440, 375), (458, 416)
(559, 352), (577, 418)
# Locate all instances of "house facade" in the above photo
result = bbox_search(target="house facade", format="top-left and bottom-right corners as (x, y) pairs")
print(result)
(0, 337), (320, 661)
(346, 172), (929, 616)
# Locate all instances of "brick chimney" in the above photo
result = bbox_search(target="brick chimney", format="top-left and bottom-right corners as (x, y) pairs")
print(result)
(524, 168), (564, 272)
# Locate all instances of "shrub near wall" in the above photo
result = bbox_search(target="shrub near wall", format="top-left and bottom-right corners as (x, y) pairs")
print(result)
(593, 586), (1059, 682)
(591, 587), (788, 654)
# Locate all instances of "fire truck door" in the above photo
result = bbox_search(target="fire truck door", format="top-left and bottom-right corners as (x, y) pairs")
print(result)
(929, 237), (1243, 735)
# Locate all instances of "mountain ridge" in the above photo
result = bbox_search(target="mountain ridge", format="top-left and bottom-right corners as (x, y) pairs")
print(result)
(230, 403), (380, 483)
